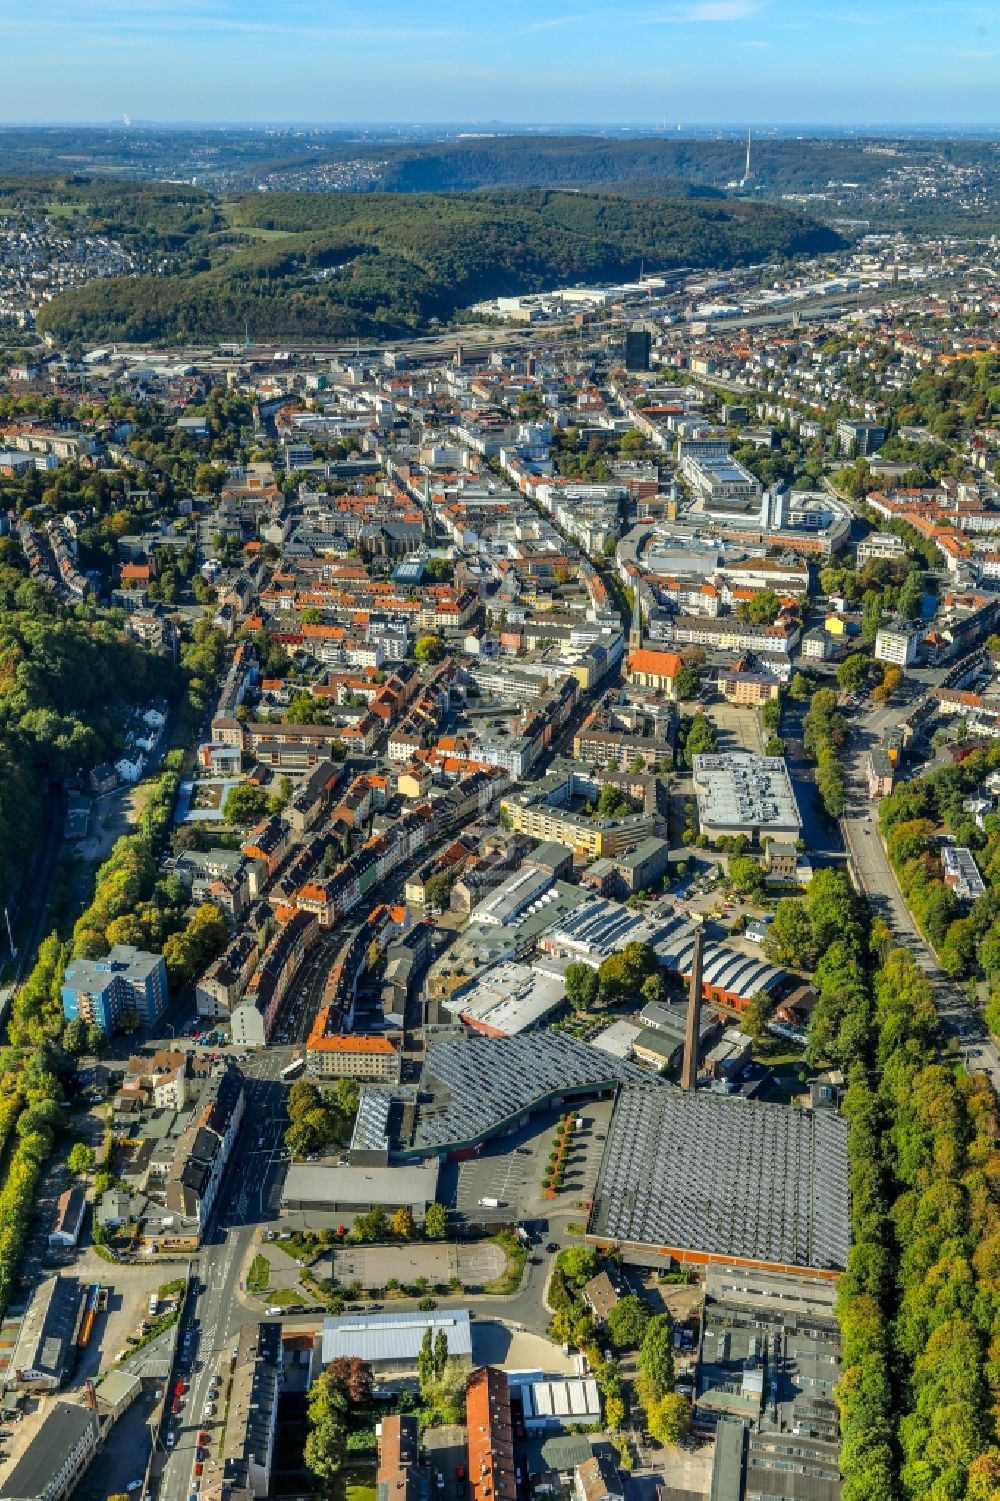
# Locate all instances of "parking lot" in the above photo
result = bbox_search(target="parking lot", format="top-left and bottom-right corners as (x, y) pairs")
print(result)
(471, 1320), (577, 1373)
(447, 1100), (614, 1223)
(72, 1386), (163, 1501)
(423, 1423), (467, 1501)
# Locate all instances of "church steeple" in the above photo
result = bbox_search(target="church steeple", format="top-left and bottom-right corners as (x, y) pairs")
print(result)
(422, 476), (435, 544)
(629, 585), (642, 653)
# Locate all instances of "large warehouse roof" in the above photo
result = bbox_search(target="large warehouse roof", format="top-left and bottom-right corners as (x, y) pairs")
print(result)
(322, 1308), (472, 1367)
(589, 1085), (849, 1273)
(281, 1160), (439, 1211)
(412, 1032), (651, 1152)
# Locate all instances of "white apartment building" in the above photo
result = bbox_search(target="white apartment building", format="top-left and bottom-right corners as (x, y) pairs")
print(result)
(875, 622), (921, 668)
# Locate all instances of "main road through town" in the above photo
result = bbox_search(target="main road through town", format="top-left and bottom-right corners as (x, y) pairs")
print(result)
(154, 1047), (291, 1501)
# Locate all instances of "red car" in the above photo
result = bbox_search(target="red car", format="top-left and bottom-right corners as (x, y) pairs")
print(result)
(198, 1432), (210, 1445)
(194, 1465), (204, 1478)
(456, 1467), (465, 1481)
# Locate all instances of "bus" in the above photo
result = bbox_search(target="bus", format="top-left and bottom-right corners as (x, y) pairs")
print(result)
(280, 1057), (305, 1081)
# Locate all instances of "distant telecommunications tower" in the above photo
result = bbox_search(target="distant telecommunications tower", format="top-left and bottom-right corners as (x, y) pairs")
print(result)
(740, 128), (755, 190)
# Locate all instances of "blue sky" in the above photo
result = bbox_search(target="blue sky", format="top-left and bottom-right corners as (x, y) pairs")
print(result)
(2, 0), (999, 126)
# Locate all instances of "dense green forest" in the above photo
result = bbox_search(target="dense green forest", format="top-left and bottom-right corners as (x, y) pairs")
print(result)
(875, 746), (1000, 992)
(31, 184), (842, 343)
(368, 134), (896, 194)
(0, 560), (175, 910)
(763, 867), (1000, 1496)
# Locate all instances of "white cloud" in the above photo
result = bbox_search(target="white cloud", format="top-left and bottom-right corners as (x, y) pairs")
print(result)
(683, 0), (764, 19)
(520, 13), (586, 32)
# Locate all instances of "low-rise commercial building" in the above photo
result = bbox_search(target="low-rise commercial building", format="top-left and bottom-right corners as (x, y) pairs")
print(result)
(282, 1161), (440, 1219)
(445, 961), (565, 1037)
(692, 753), (801, 843)
(322, 1308), (471, 1381)
(8, 1275), (82, 1390)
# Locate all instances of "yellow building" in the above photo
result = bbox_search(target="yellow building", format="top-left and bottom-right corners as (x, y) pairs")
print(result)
(501, 798), (659, 858)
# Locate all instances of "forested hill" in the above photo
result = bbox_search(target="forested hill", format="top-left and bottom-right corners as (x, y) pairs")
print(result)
(369, 135), (892, 196)
(378, 139), (728, 196)
(36, 186), (843, 345)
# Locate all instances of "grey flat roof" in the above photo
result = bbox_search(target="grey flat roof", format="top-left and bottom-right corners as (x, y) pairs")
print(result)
(590, 1085), (849, 1272)
(692, 753), (801, 835)
(710, 1419), (747, 1501)
(321, 1308), (471, 1367)
(282, 1160), (439, 1209)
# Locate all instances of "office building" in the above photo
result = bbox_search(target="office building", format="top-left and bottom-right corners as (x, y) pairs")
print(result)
(857, 532), (906, 565)
(836, 419), (887, 457)
(624, 329), (651, 372)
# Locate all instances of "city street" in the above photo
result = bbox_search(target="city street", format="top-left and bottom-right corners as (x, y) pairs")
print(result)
(154, 1053), (291, 1501)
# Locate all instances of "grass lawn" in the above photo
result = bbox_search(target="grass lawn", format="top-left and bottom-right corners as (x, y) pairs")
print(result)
(483, 1232), (527, 1295)
(751, 1035), (806, 1066)
(266, 1286), (307, 1309)
(346, 1486), (377, 1501)
(247, 1255), (271, 1295)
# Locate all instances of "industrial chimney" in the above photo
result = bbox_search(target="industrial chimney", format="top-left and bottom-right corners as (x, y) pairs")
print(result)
(680, 922), (705, 1092)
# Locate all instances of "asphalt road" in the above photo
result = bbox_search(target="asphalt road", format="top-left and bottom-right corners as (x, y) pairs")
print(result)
(154, 1049), (291, 1501)
(841, 701), (1000, 1092)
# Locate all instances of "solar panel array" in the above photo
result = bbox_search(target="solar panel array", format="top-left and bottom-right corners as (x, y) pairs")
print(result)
(591, 1086), (849, 1272)
(350, 1086), (394, 1153)
(545, 899), (783, 1006)
(413, 1032), (652, 1150)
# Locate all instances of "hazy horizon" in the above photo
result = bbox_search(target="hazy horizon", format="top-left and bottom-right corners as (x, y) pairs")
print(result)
(4, 0), (999, 128)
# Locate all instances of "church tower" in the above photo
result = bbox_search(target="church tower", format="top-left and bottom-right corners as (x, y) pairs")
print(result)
(629, 585), (643, 654)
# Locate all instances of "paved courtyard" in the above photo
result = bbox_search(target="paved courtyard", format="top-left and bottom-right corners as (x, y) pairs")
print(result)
(329, 1241), (505, 1288)
(471, 1320), (578, 1373)
(703, 698), (766, 755)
